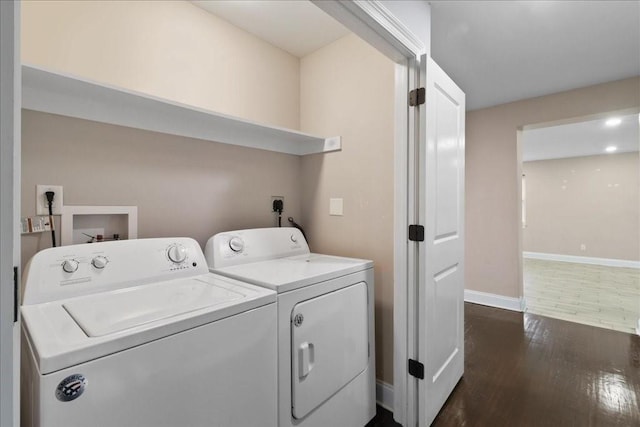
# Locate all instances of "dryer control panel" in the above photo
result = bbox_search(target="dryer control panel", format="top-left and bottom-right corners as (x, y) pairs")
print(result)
(204, 227), (310, 269)
(22, 238), (208, 305)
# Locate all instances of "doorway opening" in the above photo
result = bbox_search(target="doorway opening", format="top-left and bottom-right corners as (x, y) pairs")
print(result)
(519, 111), (640, 335)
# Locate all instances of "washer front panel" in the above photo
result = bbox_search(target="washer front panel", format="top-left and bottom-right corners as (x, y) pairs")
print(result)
(24, 304), (278, 427)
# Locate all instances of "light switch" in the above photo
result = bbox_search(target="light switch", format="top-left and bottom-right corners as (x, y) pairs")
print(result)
(329, 198), (343, 216)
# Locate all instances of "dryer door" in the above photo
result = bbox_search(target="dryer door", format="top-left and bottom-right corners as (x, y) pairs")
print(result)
(291, 282), (368, 419)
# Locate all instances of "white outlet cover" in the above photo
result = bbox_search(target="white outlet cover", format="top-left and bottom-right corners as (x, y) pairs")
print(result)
(36, 185), (63, 215)
(329, 198), (343, 216)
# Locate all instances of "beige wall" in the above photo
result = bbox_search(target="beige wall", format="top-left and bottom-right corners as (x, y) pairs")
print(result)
(300, 34), (395, 383)
(21, 110), (302, 269)
(467, 76), (640, 298)
(523, 153), (640, 261)
(22, 0), (300, 129)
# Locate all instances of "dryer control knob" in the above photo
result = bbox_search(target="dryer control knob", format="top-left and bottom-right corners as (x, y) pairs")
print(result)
(62, 259), (79, 273)
(290, 234), (298, 243)
(91, 255), (108, 269)
(229, 237), (244, 253)
(167, 244), (187, 264)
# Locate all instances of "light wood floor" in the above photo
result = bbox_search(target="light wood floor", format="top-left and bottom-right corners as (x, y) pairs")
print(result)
(524, 258), (640, 334)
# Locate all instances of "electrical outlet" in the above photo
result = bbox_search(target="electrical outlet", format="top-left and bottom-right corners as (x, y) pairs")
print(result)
(580, 244), (586, 251)
(36, 185), (63, 215)
(271, 196), (284, 212)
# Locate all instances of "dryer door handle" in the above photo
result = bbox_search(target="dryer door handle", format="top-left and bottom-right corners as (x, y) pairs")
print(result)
(298, 342), (315, 378)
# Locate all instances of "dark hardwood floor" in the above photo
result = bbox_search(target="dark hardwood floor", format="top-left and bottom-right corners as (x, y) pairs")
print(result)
(368, 302), (640, 426)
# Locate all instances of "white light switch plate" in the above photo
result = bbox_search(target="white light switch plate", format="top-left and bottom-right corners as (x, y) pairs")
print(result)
(36, 185), (63, 215)
(329, 198), (343, 216)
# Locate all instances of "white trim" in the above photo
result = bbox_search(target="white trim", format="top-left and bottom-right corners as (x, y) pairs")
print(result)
(392, 59), (411, 427)
(376, 380), (394, 412)
(464, 290), (524, 312)
(311, 0), (423, 62)
(353, 1), (425, 55)
(523, 252), (640, 269)
(0, 2), (21, 426)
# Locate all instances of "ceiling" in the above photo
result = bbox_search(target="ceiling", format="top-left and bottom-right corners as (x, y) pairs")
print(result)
(191, 1), (349, 57)
(522, 113), (639, 162)
(194, 1), (639, 112)
(430, 1), (640, 110)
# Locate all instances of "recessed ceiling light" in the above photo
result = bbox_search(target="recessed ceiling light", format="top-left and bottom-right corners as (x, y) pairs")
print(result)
(605, 145), (617, 153)
(605, 118), (622, 127)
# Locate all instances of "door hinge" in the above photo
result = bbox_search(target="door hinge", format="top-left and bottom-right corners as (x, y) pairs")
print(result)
(408, 224), (424, 242)
(409, 87), (425, 106)
(408, 359), (424, 379)
(13, 266), (18, 322)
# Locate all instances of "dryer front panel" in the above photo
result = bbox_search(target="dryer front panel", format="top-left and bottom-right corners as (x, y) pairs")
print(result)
(290, 282), (368, 419)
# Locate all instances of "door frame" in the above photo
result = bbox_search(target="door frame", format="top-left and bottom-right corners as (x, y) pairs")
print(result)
(518, 107), (640, 307)
(311, 2), (425, 425)
(0, 1), (21, 426)
(1, 2), (424, 426)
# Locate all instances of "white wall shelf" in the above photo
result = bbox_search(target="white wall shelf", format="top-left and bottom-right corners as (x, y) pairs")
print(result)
(22, 64), (341, 156)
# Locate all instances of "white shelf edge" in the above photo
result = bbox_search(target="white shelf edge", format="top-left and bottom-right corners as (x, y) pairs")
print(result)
(22, 64), (342, 156)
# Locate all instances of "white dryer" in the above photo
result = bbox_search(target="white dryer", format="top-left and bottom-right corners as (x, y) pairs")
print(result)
(21, 238), (277, 427)
(204, 228), (376, 427)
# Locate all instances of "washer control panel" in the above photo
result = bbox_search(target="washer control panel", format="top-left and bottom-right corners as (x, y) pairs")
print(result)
(22, 238), (209, 305)
(204, 227), (310, 269)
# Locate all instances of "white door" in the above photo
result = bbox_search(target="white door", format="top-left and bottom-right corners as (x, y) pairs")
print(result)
(417, 54), (465, 426)
(0, 2), (20, 426)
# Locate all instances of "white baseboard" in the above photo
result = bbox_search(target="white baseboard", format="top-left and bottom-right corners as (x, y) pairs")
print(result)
(464, 289), (523, 312)
(524, 252), (640, 269)
(376, 380), (394, 412)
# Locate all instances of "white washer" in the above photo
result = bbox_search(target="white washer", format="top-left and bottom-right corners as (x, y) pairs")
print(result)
(205, 228), (376, 427)
(21, 238), (277, 427)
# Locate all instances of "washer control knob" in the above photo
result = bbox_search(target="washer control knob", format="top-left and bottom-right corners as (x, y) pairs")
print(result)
(290, 234), (298, 243)
(229, 237), (244, 253)
(62, 259), (79, 273)
(91, 255), (108, 269)
(167, 244), (187, 264)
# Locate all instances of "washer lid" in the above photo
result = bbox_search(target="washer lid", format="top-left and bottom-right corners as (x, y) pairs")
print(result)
(213, 253), (373, 293)
(64, 277), (244, 337)
(22, 273), (275, 374)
